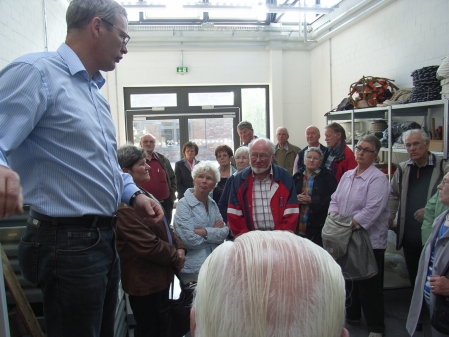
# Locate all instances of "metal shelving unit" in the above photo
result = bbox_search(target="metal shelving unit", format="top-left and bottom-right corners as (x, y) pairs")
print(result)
(327, 99), (449, 178)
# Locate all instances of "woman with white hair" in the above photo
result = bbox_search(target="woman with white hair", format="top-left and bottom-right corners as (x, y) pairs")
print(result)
(191, 231), (348, 337)
(173, 161), (229, 284)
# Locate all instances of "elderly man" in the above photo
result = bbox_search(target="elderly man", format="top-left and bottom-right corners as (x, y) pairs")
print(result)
(227, 138), (299, 236)
(0, 1), (163, 336)
(293, 125), (327, 174)
(191, 230), (349, 337)
(322, 122), (357, 182)
(237, 120), (257, 146)
(389, 129), (445, 288)
(140, 134), (177, 223)
(274, 126), (301, 175)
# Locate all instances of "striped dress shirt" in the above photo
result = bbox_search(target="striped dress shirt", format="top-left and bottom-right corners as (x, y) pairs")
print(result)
(0, 44), (138, 217)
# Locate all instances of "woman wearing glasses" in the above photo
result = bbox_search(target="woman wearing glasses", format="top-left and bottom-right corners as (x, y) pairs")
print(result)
(293, 147), (337, 247)
(328, 134), (390, 337)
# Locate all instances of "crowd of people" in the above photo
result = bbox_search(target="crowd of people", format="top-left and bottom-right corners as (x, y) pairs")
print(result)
(0, 1), (448, 336)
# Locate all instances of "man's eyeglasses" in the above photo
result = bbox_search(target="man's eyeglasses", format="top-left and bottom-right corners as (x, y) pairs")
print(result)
(355, 146), (376, 154)
(101, 18), (130, 46)
(441, 179), (449, 186)
(250, 154), (271, 160)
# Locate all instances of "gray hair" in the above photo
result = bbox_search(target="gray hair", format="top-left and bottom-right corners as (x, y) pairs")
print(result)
(304, 147), (323, 163)
(237, 120), (253, 131)
(276, 126), (289, 136)
(66, 0), (127, 31)
(117, 144), (145, 169)
(191, 161), (220, 185)
(357, 134), (382, 153)
(193, 231), (346, 337)
(248, 137), (276, 155)
(234, 146), (250, 157)
(402, 129), (430, 143)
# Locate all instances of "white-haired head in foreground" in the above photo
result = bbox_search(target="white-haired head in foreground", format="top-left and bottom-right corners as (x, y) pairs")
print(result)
(191, 230), (348, 337)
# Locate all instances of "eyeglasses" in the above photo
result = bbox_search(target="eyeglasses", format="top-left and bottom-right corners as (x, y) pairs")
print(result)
(250, 153), (271, 160)
(355, 146), (376, 154)
(101, 18), (130, 46)
(441, 180), (449, 186)
(216, 154), (229, 159)
(405, 141), (426, 148)
(235, 156), (249, 160)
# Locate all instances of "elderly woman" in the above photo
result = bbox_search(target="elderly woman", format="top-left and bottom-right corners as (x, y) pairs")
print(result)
(116, 144), (186, 337)
(407, 172), (449, 337)
(210, 144), (236, 204)
(328, 134), (390, 337)
(173, 161), (229, 284)
(175, 141), (200, 200)
(293, 147), (337, 247)
(218, 146), (250, 222)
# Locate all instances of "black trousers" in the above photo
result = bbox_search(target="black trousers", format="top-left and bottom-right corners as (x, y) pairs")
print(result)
(128, 288), (170, 337)
(402, 241), (423, 288)
(345, 249), (385, 333)
(160, 198), (174, 224)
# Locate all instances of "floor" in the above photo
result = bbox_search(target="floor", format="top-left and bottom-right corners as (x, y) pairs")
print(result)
(346, 287), (423, 337)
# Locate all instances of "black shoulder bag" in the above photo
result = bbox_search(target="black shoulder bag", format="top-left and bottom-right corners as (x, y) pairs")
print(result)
(158, 273), (197, 337)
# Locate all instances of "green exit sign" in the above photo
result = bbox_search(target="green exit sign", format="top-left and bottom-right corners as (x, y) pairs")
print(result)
(177, 67), (188, 73)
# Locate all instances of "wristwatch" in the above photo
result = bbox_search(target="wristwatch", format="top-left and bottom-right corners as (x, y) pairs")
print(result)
(129, 190), (145, 207)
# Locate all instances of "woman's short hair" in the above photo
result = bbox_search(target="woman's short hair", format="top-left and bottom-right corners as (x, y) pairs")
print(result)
(193, 231), (346, 337)
(117, 144), (145, 170)
(234, 146), (250, 158)
(182, 141), (199, 156)
(304, 147), (323, 163)
(191, 161), (220, 184)
(358, 134), (382, 153)
(215, 145), (233, 157)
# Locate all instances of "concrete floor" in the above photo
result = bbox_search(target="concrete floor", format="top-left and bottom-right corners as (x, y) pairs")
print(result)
(346, 287), (423, 337)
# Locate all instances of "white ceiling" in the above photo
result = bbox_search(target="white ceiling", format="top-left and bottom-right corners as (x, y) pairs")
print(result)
(122, 0), (395, 50)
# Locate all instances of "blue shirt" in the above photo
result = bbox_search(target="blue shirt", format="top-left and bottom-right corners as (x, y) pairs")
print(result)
(0, 44), (138, 217)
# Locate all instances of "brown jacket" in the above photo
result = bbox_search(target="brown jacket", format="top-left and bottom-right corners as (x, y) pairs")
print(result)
(117, 203), (185, 296)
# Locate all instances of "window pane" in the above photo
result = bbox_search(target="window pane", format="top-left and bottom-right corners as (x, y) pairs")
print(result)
(133, 118), (181, 165)
(130, 94), (177, 108)
(188, 118), (234, 161)
(188, 92), (234, 106)
(241, 88), (267, 138)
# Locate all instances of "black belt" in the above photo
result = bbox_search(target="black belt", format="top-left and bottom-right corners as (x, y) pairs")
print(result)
(29, 210), (117, 228)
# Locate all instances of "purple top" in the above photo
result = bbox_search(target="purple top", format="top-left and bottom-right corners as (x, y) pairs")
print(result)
(329, 164), (390, 249)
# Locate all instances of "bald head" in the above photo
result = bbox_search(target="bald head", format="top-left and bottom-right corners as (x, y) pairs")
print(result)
(192, 231), (347, 337)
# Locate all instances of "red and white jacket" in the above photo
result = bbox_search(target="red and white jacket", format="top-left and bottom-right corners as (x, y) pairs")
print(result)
(227, 165), (299, 237)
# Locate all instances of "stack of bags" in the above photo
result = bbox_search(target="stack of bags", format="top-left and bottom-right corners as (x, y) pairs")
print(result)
(437, 56), (449, 99)
(409, 65), (441, 103)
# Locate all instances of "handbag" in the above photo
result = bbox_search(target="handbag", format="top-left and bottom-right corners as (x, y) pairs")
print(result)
(158, 274), (197, 337)
(431, 260), (449, 334)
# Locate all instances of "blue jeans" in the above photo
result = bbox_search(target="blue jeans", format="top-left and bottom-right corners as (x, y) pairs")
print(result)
(18, 217), (120, 337)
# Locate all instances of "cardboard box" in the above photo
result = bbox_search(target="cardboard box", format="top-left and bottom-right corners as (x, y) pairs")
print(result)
(429, 140), (443, 152)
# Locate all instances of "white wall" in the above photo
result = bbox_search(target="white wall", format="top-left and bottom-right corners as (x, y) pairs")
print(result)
(0, 0), (67, 70)
(311, 0), (449, 132)
(106, 48), (312, 147)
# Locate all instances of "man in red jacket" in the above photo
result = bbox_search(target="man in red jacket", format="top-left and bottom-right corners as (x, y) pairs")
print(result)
(322, 122), (357, 183)
(227, 138), (299, 237)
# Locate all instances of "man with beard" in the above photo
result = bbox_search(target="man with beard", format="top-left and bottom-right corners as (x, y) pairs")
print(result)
(227, 138), (299, 237)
